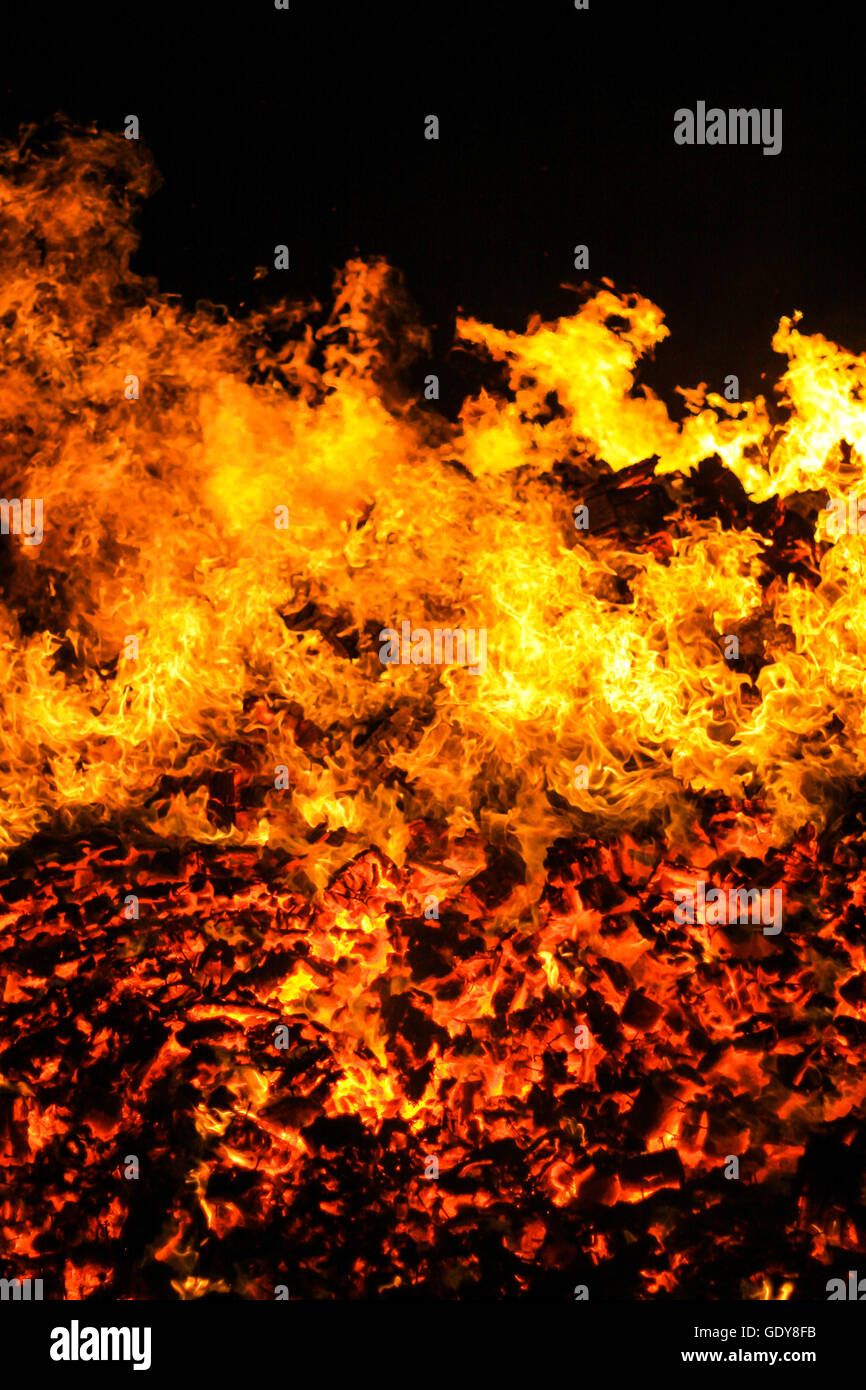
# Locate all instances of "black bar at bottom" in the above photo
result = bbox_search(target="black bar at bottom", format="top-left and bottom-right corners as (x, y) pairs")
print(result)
(0, 1298), (858, 1380)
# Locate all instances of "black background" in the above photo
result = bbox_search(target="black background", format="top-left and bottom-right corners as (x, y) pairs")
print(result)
(1, 0), (862, 410)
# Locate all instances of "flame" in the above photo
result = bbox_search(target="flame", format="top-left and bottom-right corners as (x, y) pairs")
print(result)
(2, 124), (866, 1298)
(1, 129), (865, 868)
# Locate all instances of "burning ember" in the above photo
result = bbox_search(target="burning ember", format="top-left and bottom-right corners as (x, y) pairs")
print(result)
(2, 125), (866, 1302)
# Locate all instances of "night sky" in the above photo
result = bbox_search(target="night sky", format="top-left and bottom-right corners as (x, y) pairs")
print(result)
(3, 1), (863, 413)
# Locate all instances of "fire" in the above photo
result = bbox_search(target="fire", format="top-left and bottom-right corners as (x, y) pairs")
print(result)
(1, 123), (866, 1299)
